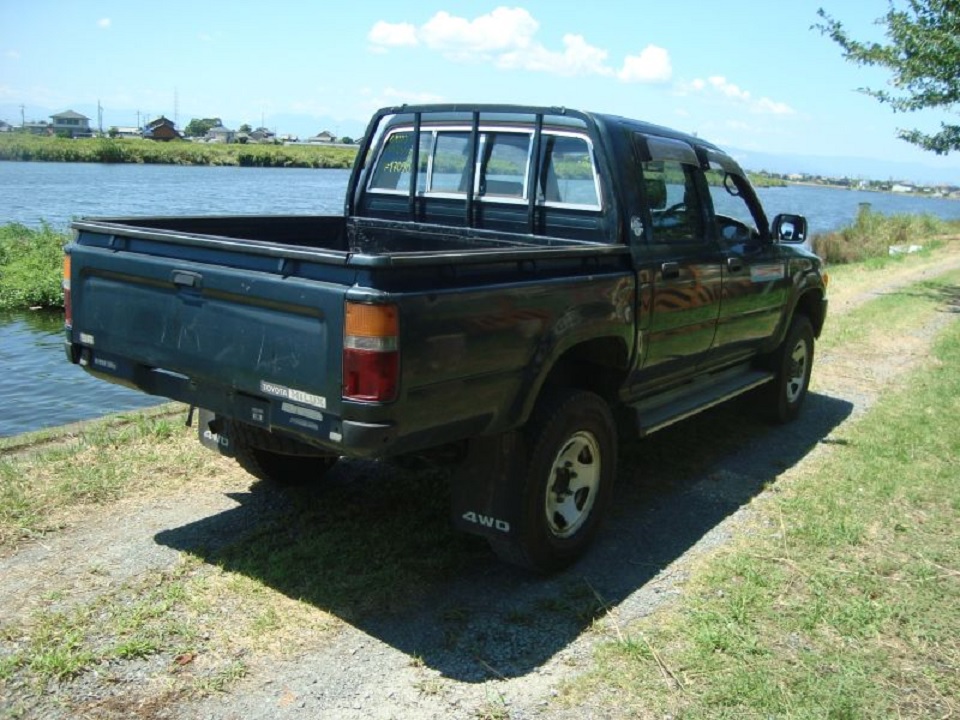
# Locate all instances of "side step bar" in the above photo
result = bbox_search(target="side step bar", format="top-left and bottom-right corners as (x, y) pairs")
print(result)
(630, 364), (774, 437)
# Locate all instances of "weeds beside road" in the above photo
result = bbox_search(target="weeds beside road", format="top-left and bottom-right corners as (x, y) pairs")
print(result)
(566, 271), (960, 719)
(0, 242), (959, 719)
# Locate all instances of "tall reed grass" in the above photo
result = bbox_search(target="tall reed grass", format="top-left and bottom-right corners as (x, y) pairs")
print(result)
(0, 223), (68, 310)
(812, 205), (956, 263)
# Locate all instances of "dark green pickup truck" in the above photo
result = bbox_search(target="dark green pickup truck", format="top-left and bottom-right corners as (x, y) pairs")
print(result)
(65, 104), (828, 571)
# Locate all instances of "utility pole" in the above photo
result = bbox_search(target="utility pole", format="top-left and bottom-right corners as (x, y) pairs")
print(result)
(19, 104), (25, 128)
(136, 110), (141, 130)
(98, 100), (103, 135)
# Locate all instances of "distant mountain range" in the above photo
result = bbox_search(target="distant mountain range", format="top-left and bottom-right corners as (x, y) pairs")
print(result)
(727, 147), (959, 187)
(4, 102), (958, 186)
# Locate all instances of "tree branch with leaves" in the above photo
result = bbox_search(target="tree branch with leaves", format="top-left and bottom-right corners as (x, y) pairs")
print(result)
(815, 1), (960, 154)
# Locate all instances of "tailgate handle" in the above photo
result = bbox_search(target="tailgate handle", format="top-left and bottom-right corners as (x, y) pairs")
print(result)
(660, 262), (680, 280)
(172, 270), (203, 289)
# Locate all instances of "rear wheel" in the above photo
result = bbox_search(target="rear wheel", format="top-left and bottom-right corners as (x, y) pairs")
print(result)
(227, 420), (337, 486)
(489, 389), (616, 573)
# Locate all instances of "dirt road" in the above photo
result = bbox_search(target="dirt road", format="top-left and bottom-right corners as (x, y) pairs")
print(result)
(2, 249), (958, 719)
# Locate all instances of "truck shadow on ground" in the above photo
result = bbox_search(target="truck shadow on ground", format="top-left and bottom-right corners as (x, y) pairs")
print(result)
(156, 391), (852, 682)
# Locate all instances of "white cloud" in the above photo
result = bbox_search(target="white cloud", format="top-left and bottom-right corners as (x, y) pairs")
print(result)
(688, 75), (795, 115)
(420, 7), (538, 55)
(368, 21), (418, 49)
(97, 18), (111, 29)
(754, 97), (794, 115)
(618, 45), (672, 83)
(367, 8), (671, 82)
(5, 50), (20, 61)
(708, 76), (750, 101)
(498, 33), (612, 77)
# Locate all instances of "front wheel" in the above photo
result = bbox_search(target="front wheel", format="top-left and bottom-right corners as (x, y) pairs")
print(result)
(764, 315), (814, 423)
(489, 389), (616, 573)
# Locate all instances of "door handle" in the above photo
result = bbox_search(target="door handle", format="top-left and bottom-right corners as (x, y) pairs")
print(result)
(726, 257), (744, 273)
(661, 262), (680, 280)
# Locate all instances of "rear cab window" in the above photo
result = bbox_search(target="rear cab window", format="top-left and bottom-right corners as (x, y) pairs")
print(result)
(365, 121), (603, 211)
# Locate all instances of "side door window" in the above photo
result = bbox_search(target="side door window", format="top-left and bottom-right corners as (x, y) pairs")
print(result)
(703, 167), (763, 248)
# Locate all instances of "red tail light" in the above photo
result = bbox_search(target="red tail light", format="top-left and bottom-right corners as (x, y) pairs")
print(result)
(63, 254), (72, 329)
(343, 302), (399, 402)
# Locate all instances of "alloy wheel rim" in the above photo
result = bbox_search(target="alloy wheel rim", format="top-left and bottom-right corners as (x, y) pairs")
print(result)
(544, 431), (601, 538)
(786, 339), (809, 403)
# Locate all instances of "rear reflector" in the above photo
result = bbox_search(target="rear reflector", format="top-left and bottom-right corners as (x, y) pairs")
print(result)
(343, 302), (399, 402)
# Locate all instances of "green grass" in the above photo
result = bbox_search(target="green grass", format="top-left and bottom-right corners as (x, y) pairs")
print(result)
(0, 408), (214, 549)
(0, 561), (198, 684)
(0, 133), (357, 168)
(818, 270), (960, 353)
(0, 223), (69, 310)
(566, 290), (960, 718)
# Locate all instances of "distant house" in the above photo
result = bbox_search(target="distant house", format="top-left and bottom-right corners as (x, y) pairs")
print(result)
(50, 110), (93, 138)
(23, 121), (53, 135)
(249, 126), (276, 143)
(0, 120), (13, 133)
(307, 130), (337, 143)
(112, 126), (142, 139)
(206, 125), (235, 143)
(142, 116), (181, 141)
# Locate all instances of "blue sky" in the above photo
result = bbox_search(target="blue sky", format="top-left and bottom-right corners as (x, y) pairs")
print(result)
(2, 1), (959, 183)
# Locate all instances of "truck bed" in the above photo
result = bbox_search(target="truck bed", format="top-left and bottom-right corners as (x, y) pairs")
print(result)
(72, 214), (606, 267)
(67, 213), (633, 456)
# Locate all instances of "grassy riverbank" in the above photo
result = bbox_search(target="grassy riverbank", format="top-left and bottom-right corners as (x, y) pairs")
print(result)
(0, 223), (66, 310)
(812, 204), (959, 263)
(0, 134), (787, 187)
(0, 134), (356, 168)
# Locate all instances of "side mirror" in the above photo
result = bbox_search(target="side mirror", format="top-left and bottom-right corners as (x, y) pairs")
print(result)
(772, 213), (808, 244)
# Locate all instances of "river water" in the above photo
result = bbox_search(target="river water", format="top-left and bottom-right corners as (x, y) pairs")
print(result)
(1, 160), (959, 437)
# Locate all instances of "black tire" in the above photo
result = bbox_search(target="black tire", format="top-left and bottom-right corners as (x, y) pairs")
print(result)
(489, 389), (616, 573)
(227, 420), (337, 486)
(763, 315), (814, 423)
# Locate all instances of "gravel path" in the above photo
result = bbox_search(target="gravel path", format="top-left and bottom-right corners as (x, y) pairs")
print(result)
(1, 257), (957, 720)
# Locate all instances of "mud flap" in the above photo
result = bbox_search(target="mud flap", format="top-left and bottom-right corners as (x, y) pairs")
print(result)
(450, 431), (527, 541)
(196, 408), (234, 457)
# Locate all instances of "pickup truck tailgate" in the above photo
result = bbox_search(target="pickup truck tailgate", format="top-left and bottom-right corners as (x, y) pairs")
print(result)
(67, 230), (351, 440)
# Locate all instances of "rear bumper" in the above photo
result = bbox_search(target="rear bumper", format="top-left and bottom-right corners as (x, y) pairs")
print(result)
(66, 341), (395, 458)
